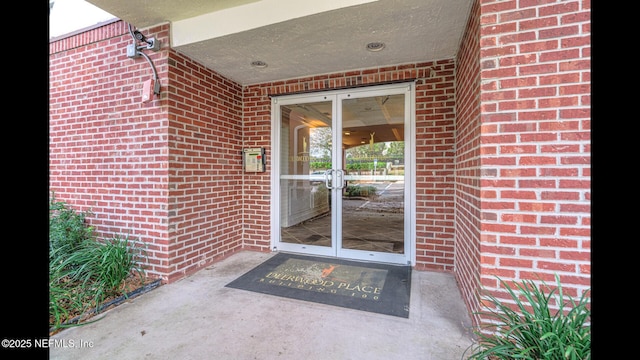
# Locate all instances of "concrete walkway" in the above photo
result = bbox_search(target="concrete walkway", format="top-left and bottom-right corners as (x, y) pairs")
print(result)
(50, 251), (476, 360)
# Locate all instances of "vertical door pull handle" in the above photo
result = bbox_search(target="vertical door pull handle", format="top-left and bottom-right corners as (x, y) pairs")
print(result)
(336, 169), (345, 189)
(324, 169), (333, 189)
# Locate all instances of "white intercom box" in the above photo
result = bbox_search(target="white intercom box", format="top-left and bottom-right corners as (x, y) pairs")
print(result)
(243, 147), (266, 172)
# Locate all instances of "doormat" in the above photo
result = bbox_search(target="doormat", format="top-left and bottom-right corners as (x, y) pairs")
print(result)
(225, 252), (411, 318)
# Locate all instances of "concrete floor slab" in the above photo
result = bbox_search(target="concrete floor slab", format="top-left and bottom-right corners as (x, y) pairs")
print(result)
(50, 251), (476, 360)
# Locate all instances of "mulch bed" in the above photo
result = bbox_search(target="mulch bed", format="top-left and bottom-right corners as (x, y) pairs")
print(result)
(49, 274), (162, 335)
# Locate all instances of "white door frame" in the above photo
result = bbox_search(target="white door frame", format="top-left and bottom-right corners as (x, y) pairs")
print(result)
(270, 82), (416, 266)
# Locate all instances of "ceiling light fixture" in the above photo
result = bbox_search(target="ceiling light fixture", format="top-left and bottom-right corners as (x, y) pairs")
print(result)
(251, 60), (268, 68)
(366, 42), (385, 52)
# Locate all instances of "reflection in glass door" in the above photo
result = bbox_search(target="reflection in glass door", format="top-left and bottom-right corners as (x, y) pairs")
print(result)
(337, 92), (406, 263)
(272, 84), (413, 265)
(276, 97), (336, 257)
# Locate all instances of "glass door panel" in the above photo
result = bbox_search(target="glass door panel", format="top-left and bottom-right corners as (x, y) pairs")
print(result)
(337, 93), (406, 263)
(277, 99), (335, 257)
(273, 84), (412, 264)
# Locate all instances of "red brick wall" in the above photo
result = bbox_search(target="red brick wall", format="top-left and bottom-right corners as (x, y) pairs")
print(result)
(455, 0), (483, 324)
(240, 87), (273, 251)
(413, 62), (457, 271)
(49, 1), (591, 324)
(50, 19), (460, 279)
(245, 62), (457, 271)
(49, 22), (172, 281)
(477, 0), (591, 316)
(50, 22), (246, 282)
(165, 46), (245, 283)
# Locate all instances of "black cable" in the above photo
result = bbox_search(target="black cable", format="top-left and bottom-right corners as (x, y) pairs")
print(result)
(128, 23), (137, 42)
(127, 23), (161, 96)
(138, 51), (161, 95)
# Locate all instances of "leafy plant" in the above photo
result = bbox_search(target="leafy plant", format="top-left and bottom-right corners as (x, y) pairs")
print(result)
(88, 235), (146, 302)
(49, 195), (150, 332)
(49, 194), (94, 261)
(466, 274), (591, 360)
(49, 272), (90, 329)
(345, 185), (377, 197)
(310, 161), (332, 170)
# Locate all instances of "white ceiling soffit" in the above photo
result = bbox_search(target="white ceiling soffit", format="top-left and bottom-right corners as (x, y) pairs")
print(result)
(87, 0), (473, 85)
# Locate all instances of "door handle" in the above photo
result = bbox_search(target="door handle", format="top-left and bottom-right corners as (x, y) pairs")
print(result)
(335, 169), (345, 190)
(324, 169), (333, 189)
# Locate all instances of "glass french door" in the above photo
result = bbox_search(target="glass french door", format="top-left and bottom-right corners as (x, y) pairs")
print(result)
(271, 83), (414, 265)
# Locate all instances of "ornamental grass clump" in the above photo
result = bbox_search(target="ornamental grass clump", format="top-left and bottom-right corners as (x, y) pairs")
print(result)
(53, 235), (146, 308)
(49, 195), (149, 332)
(466, 274), (590, 360)
(49, 194), (94, 262)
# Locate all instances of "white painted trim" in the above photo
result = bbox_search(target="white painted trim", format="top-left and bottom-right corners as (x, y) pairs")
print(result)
(172, 0), (378, 46)
(270, 82), (416, 265)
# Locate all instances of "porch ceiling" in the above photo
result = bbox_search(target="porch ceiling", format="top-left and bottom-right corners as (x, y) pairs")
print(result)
(86, 0), (473, 86)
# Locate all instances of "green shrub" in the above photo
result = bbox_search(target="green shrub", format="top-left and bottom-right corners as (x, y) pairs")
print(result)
(466, 274), (591, 360)
(310, 161), (332, 170)
(49, 271), (94, 330)
(345, 185), (377, 197)
(49, 195), (149, 332)
(49, 195), (94, 262)
(93, 235), (146, 298)
(345, 162), (383, 172)
(55, 235), (146, 307)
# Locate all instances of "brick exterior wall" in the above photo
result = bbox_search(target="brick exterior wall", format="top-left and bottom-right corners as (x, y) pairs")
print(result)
(49, 21), (173, 281)
(455, 0), (484, 322)
(165, 44), (245, 283)
(50, 21), (459, 282)
(476, 0), (591, 324)
(245, 62), (457, 272)
(241, 87), (273, 252)
(50, 22), (246, 282)
(49, 0), (591, 328)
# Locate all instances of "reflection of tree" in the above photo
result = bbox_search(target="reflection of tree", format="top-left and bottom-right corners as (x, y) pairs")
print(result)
(385, 141), (404, 157)
(347, 143), (385, 158)
(311, 127), (405, 162)
(310, 127), (332, 158)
